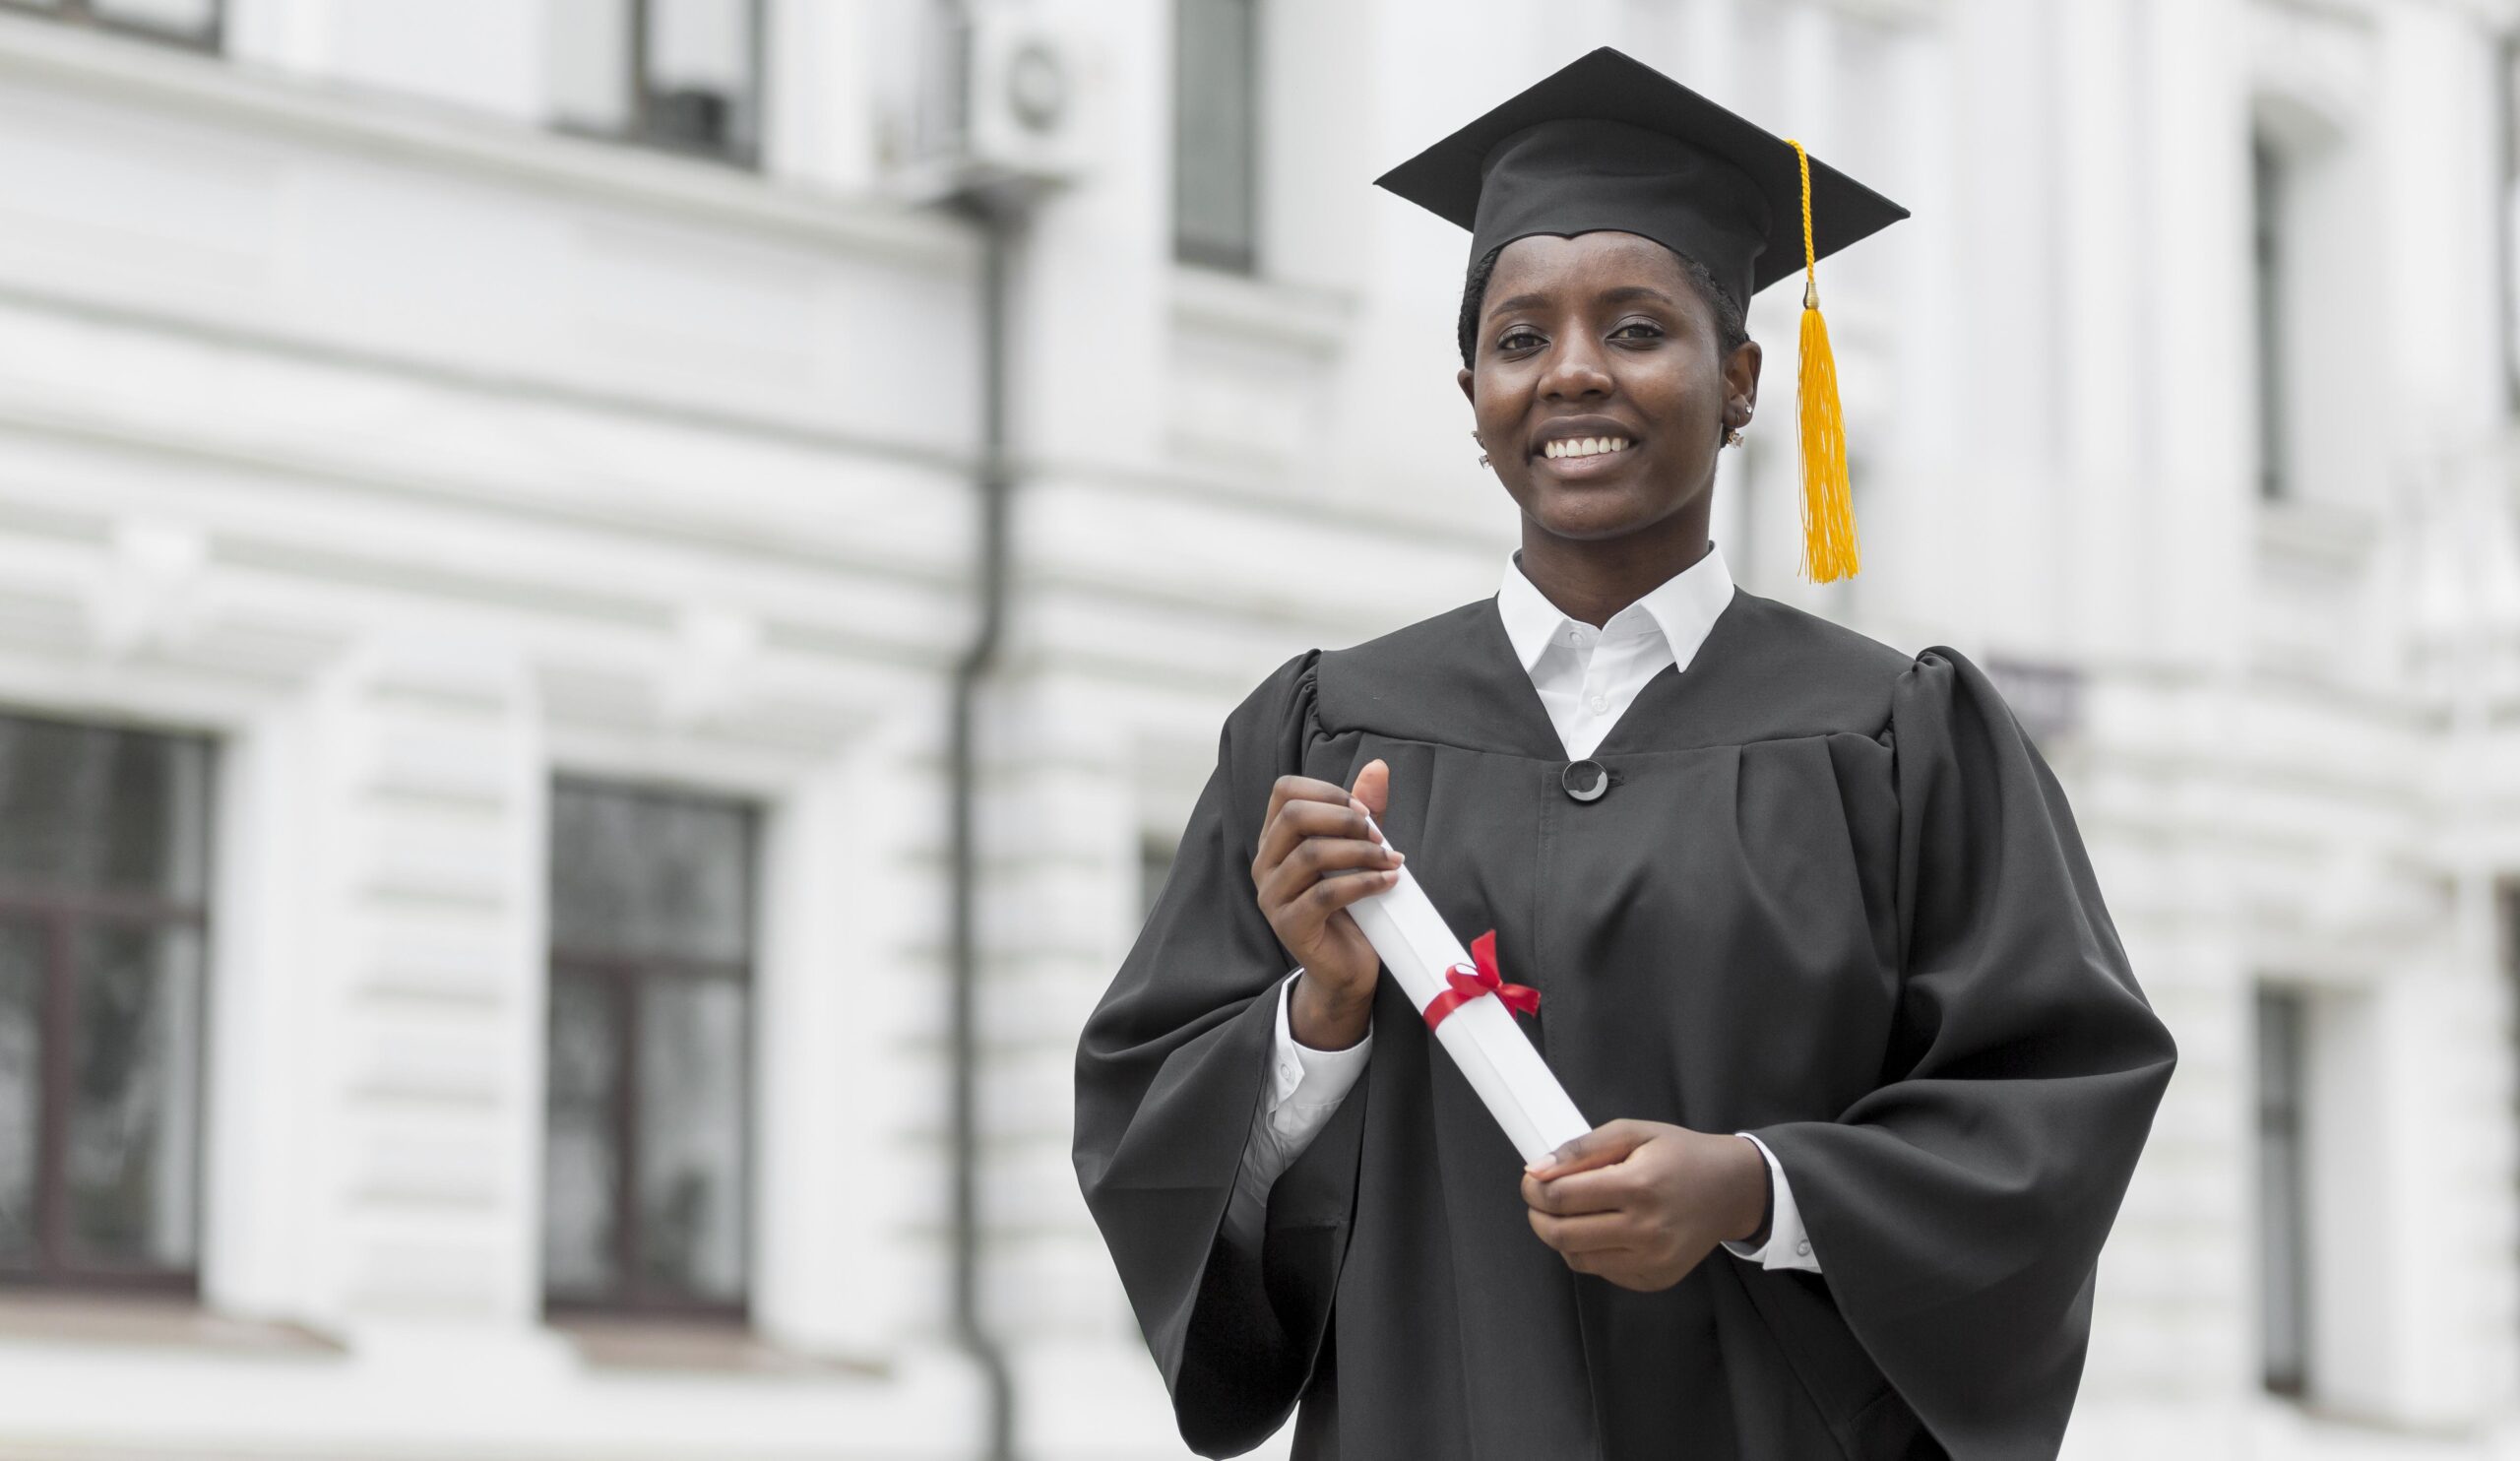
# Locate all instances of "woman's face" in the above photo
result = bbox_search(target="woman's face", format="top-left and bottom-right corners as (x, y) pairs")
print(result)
(1457, 230), (1760, 545)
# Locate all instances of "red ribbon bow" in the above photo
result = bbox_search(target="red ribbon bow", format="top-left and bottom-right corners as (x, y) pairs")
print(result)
(1421, 928), (1542, 1032)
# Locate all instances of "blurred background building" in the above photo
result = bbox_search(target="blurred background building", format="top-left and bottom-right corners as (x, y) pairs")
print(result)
(0, 0), (2512, 1457)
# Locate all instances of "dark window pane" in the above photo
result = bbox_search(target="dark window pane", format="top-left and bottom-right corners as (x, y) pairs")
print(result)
(552, 0), (636, 134)
(2257, 986), (2309, 1396)
(0, 716), (212, 901)
(2506, 45), (2520, 412)
(2252, 135), (2288, 502)
(635, 975), (745, 1304)
(646, 0), (759, 157)
(66, 923), (202, 1270)
(1173, 0), (1258, 271)
(0, 925), (39, 1264)
(903, 0), (972, 163)
(0, 0), (221, 47)
(92, 0), (218, 40)
(546, 777), (752, 1313)
(550, 783), (751, 964)
(0, 713), (210, 1289)
(543, 974), (623, 1302)
(548, 0), (761, 163)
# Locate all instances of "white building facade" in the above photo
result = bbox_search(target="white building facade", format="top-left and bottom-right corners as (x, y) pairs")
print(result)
(0, 1), (2513, 1458)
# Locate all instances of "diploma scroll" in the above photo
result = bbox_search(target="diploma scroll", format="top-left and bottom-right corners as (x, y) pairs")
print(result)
(1347, 816), (1593, 1165)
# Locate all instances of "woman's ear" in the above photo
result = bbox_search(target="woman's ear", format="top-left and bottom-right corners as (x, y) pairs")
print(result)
(1457, 365), (1476, 405)
(1726, 340), (1763, 414)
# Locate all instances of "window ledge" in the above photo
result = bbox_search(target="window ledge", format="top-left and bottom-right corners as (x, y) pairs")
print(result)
(1169, 265), (1356, 357)
(0, 1291), (344, 1356)
(549, 1313), (890, 1380)
(2259, 1390), (2485, 1442)
(0, 9), (971, 270)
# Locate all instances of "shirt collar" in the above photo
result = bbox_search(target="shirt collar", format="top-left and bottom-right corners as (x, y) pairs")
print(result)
(1495, 542), (1736, 674)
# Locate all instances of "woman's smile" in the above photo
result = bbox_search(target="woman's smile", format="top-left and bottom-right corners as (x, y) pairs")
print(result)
(1532, 434), (1640, 479)
(1525, 411), (1650, 486)
(1539, 436), (1634, 460)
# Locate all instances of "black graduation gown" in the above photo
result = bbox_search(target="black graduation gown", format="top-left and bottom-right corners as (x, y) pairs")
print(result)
(1072, 587), (2177, 1461)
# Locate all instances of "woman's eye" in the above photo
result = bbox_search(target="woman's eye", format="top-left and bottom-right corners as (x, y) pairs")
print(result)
(1494, 321), (1658, 352)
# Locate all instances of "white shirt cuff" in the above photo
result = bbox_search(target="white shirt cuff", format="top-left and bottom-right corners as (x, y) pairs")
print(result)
(1721, 1132), (1820, 1272)
(1268, 968), (1372, 1114)
(1222, 971), (1371, 1253)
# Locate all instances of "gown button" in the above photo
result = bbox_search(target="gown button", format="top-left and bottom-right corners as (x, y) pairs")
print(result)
(1561, 758), (1609, 802)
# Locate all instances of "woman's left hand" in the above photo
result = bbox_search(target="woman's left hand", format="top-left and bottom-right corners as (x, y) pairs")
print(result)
(1519, 1119), (1770, 1292)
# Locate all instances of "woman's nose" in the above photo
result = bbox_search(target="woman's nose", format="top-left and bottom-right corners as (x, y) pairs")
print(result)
(1537, 337), (1613, 400)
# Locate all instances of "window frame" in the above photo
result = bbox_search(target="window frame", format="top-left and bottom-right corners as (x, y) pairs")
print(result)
(2255, 984), (2312, 1399)
(0, 714), (213, 1298)
(2249, 131), (2290, 504)
(553, 0), (771, 171)
(1170, 0), (1261, 274)
(541, 777), (759, 1324)
(2500, 34), (2520, 414)
(0, 0), (224, 53)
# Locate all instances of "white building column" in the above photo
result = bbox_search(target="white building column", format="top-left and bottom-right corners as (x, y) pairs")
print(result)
(1944, 0), (2063, 649)
(2054, 0), (2151, 666)
(2141, 0), (2253, 680)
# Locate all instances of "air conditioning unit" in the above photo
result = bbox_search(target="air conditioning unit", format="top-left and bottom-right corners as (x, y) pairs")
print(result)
(882, 0), (1088, 207)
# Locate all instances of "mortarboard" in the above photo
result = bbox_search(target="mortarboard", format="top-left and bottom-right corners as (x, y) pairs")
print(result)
(1374, 46), (1909, 583)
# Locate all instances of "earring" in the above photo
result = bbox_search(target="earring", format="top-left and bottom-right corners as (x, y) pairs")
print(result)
(1724, 427), (1744, 448)
(1472, 427), (1489, 468)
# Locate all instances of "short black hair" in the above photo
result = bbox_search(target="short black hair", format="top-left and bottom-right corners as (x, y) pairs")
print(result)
(1456, 239), (1751, 367)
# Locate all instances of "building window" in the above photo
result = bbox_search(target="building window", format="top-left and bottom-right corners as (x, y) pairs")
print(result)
(543, 780), (755, 1317)
(885, 0), (974, 170)
(1173, 0), (1259, 273)
(2256, 985), (2311, 1396)
(0, 713), (212, 1293)
(549, 0), (765, 166)
(2250, 133), (2290, 503)
(0, 0), (220, 49)
(2501, 37), (2520, 413)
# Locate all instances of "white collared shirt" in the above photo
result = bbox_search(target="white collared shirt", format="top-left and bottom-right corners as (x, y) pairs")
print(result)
(1221, 543), (1819, 1274)
(1493, 538), (1737, 760)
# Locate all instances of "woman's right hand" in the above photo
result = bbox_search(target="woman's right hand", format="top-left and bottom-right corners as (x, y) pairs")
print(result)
(1251, 758), (1397, 1050)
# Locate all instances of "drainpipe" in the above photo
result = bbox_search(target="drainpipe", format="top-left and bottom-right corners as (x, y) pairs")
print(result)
(946, 181), (1022, 1461)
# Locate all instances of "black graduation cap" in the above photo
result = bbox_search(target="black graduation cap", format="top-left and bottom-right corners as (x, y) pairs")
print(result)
(1371, 46), (1909, 312)
(1373, 46), (1906, 583)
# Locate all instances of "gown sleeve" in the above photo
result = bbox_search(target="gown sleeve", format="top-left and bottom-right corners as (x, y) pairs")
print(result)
(1746, 646), (2177, 1460)
(1071, 648), (1363, 1458)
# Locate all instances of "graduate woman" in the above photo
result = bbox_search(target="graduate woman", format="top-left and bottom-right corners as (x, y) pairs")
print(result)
(1074, 48), (2175, 1461)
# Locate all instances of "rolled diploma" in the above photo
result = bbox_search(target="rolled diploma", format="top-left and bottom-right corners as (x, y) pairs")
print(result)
(1345, 817), (1592, 1165)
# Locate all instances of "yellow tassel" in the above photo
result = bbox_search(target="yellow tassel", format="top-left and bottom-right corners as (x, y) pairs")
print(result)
(1786, 139), (1858, 583)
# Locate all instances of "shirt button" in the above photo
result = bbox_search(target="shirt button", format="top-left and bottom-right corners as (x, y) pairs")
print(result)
(1796, 1239), (1811, 1256)
(1587, 695), (1608, 714)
